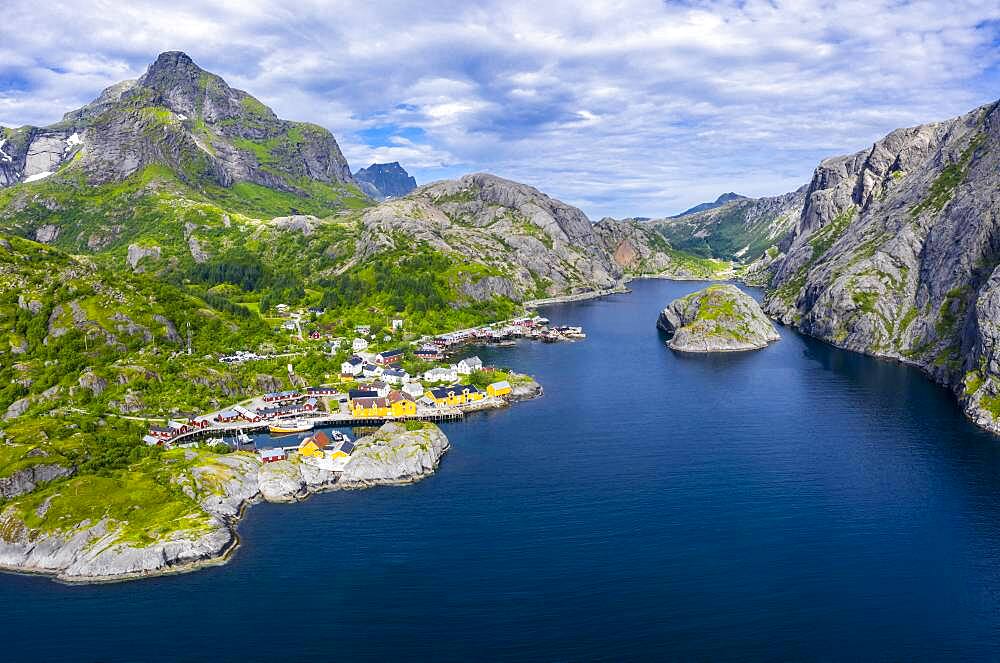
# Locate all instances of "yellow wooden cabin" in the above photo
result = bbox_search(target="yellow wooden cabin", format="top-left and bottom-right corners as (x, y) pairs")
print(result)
(486, 380), (513, 397)
(298, 431), (330, 458)
(426, 385), (485, 406)
(388, 391), (417, 417)
(351, 397), (389, 418)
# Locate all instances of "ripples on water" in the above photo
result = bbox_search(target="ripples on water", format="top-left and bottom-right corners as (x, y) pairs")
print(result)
(5, 280), (1000, 661)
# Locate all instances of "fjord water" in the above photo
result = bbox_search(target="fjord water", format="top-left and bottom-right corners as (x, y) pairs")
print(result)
(6, 279), (1000, 661)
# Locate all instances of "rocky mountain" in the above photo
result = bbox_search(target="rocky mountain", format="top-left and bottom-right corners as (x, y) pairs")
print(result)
(672, 192), (748, 217)
(650, 186), (807, 264)
(353, 162), (417, 200)
(0, 51), (368, 263)
(1, 51), (355, 192)
(351, 173), (727, 304)
(761, 99), (1000, 434)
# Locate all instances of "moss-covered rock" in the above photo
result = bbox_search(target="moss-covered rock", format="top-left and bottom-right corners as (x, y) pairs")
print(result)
(657, 284), (780, 352)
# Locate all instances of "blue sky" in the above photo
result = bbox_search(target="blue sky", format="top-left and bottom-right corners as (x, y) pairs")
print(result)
(1, 1), (998, 219)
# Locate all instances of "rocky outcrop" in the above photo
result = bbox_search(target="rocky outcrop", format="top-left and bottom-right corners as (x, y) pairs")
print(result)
(353, 162), (417, 200)
(593, 217), (725, 279)
(760, 99), (1000, 433)
(4, 397), (31, 420)
(126, 243), (161, 270)
(0, 463), (75, 499)
(338, 422), (450, 487)
(658, 284), (779, 352)
(508, 376), (544, 402)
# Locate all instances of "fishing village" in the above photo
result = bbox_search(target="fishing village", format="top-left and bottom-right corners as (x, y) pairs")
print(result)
(141, 314), (585, 468)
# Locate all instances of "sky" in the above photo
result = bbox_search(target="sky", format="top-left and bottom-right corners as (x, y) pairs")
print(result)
(1, 1), (998, 219)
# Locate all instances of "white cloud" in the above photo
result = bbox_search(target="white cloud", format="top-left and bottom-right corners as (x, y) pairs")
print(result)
(0, 0), (997, 217)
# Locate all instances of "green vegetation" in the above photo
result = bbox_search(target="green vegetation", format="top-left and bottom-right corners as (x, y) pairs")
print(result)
(655, 203), (797, 264)
(317, 239), (518, 336)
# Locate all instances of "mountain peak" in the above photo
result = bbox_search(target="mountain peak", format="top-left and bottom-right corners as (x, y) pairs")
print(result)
(354, 162), (417, 200)
(140, 51), (205, 86)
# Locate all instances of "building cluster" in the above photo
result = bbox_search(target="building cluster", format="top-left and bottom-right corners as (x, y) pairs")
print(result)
(259, 430), (356, 470)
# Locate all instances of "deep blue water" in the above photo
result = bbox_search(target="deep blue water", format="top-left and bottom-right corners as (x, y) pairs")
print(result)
(6, 279), (1000, 661)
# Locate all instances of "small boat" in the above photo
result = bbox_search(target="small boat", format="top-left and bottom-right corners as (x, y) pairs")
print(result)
(269, 419), (314, 434)
(236, 430), (252, 444)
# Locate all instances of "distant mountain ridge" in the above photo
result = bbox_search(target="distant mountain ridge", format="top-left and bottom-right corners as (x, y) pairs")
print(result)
(353, 162), (417, 200)
(672, 192), (748, 217)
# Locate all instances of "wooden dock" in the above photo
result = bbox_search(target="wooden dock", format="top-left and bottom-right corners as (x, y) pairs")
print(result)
(166, 406), (467, 446)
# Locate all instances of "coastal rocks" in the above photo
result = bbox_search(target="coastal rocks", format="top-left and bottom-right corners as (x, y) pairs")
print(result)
(0, 423), (454, 583)
(509, 376), (544, 402)
(0, 463), (75, 500)
(658, 284), (780, 352)
(189, 453), (261, 518)
(758, 99), (1000, 434)
(0, 511), (237, 583)
(258, 460), (307, 502)
(339, 422), (450, 487)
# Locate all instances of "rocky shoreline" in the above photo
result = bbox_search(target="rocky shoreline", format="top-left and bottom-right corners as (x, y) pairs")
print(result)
(0, 422), (451, 584)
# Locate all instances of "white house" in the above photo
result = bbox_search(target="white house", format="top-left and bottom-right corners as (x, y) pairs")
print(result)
(352, 337), (369, 352)
(367, 380), (391, 397)
(423, 366), (459, 383)
(456, 356), (483, 375)
(382, 367), (409, 385)
(391, 318), (404, 330)
(355, 324), (371, 335)
(362, 363), (382, 378)
(341, 356), (364, 376)
(402, 382), (425, 400)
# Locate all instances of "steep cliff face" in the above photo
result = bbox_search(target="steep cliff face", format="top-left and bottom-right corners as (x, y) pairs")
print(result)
(763, 100), (1000, 432)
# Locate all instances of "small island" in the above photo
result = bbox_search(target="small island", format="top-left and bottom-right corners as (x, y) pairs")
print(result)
(657, 284), (780, 353)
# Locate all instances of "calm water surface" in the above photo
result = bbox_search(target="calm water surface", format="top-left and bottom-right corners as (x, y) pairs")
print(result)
(6, 279), (1000, 661)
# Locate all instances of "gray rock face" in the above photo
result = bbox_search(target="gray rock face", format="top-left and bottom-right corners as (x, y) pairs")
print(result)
(353, 162), (417, 200)
(761, 99), (1000, 432)
(187, 236), (208, 263)
(126, 243), (161, 270)
(593, 217), (722, 278)
(658, 284), (779, 352)
(4, 397), (31, 420)
(258, 460), (307, 502)
(34, 224), (59, 243)
(78, 371), (108, 396)
(0, 463), (75, 499)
